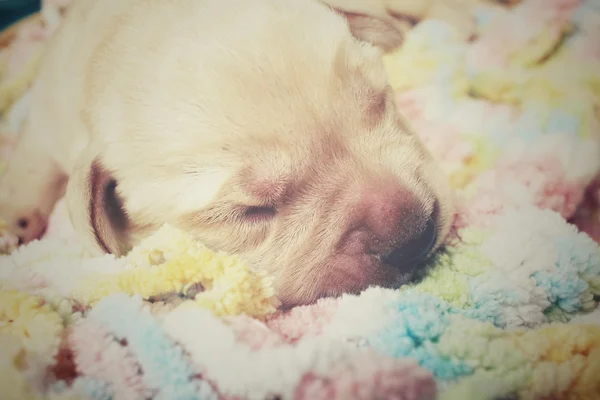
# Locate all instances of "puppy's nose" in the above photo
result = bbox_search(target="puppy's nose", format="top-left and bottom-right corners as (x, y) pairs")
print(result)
(339, 185), (437, 265)
(382, 217), (437, 269)
(16, 213), (48, 245)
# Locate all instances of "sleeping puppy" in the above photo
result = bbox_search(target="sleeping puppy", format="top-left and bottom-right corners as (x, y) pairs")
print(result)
(0, 0), (454, 307)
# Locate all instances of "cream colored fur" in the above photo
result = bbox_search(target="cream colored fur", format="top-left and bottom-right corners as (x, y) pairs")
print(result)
(0, 0), (454, 306)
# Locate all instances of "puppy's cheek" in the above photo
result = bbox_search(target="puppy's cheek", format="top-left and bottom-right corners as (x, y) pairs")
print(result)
(176, 219), (270, 256)
(271, 279), (321, 308)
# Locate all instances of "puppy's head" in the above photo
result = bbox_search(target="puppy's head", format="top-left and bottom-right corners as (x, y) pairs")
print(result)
(70, 0), (454, 307)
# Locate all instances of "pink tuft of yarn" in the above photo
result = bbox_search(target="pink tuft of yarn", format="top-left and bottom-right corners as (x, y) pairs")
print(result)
(454, 193), (506, 230)
(266, 298), (339, 342)
(294, 352), (436, 400)
(70, 319), (148, 400)
(538, 179), (585, 217)
(471, 152), (585, 218)
(226, 315), (286, 349)
(413, 118), (474, 166)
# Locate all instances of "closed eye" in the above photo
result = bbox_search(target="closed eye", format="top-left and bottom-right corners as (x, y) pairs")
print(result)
(241, 205), (277, 223)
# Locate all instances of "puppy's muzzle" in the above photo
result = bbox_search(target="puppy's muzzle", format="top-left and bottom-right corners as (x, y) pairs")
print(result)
(337, 184), (439, 275)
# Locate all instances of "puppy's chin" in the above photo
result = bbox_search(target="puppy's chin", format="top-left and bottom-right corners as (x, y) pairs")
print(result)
(271, 255), (425, 308)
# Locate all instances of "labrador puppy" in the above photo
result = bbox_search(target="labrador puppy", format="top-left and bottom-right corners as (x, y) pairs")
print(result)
(0, 0), (454, 307)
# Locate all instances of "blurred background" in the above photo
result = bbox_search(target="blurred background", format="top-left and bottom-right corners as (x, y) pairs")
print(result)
(0, 0), (40, 31)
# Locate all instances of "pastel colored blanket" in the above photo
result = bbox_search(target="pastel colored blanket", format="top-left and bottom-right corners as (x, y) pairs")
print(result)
(1, 0), (600, 399)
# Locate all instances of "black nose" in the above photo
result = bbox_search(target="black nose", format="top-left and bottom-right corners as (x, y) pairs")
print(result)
(383, 218), (437, 269)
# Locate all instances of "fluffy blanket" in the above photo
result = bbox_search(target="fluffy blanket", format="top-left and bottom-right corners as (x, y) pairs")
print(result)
(1, 0), (600, 399)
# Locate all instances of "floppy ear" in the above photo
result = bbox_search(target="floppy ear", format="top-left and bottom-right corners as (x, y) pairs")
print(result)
(66, 145), (132, 256)
(339, 11), (408, 52)
(320, 0), (413, 52)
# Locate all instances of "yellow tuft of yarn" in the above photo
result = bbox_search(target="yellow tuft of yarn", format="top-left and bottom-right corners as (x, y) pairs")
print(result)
(449, 136), (499, 190)
(74, 224), (278, 319)
(0, 334), (40, 400)
(468, 68), (526, 104)
(439, 316), (600, 399)
(440, 371), (522, 400)
(519, 59), (600, 140)
(469, 27), (600, 141)
(405, 229), (493, 307)
(0, 289), (64, 364)
(519, 324), (600, 399)
(507, 24), (574, 68)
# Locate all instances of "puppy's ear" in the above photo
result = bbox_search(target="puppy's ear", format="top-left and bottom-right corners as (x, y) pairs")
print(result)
(339, 11), (407, 52)
(66, 146), (132, 256)
(87, 158), (131, 255)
